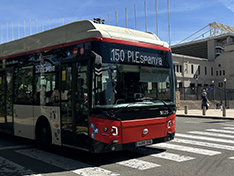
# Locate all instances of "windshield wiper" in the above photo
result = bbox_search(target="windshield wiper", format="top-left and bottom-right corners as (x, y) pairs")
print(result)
(113, 102), (149, 114)
(137, 97), (174, 114)
(151, 98), (174, 114)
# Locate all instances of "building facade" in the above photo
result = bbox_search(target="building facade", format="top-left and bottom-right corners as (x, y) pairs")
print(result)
(172, 23), (234, 90)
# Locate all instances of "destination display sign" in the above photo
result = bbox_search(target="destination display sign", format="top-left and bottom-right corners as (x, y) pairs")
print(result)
(110, 48), (163, 66)
(98, 42), (171, 68)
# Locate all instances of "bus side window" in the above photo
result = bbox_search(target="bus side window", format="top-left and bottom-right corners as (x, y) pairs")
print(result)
(14, 66), (34, 104)
(35, 73), (58, 106)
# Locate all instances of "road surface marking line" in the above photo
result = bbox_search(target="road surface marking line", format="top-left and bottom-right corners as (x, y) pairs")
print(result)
(152, 143), (221, 156)
(176, 133), (234, 144)
(173, 138), (234, 151)
(0, 156), (34, 175)
(229, 157), (234, 160)
(16, 149), (119, 175)
(73, 167), (120, 176)
(187, 131), (234, 139)
(222, 127), (234, 130)
(151, 152), (195, 162)
(117, 159), (160, 170)
(206, 129), (234, 134)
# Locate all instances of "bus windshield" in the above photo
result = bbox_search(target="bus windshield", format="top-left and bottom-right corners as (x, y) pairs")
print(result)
(92, 62), (175, 109)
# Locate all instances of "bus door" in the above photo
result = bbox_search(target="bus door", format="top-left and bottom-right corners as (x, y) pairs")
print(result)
(0, 69), (14, 133)
(61, 60), (89, 148)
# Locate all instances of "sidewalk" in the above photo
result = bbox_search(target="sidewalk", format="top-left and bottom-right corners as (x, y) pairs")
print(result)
(176, 108), (234, 120)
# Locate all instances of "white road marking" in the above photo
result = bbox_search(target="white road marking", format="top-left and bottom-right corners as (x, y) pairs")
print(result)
(206, 129), (234, 134)
(176, 133), (234, 144)
(187, 131), (234, 139)
(222, 127), (234, 130)
(173, 138), (234, 151)
(16, 149), (119, 175)
(152, 143), (221, 156)
(151, 152), (195, 162)
(229, 156), (234, 160)
(0, 156), (34, 175)
(73, 167), (120, 176)
(117, 159), (160, 170)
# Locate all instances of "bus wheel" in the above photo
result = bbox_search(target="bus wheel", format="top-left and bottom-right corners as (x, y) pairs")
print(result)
(36, 118), (52, 148)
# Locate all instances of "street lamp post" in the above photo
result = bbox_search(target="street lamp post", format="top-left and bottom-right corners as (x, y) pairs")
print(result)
(212, 80), (215, 100)
(194, 74), (199, 100)
(224, 78), (227, 108)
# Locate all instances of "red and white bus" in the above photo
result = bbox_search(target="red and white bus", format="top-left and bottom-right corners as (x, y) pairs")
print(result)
(0, 20), (176, 153)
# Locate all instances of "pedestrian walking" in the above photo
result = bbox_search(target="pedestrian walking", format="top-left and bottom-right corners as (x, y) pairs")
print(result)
(201, 89), (209, 110)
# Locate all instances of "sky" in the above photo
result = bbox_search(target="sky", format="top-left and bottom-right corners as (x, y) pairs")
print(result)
(1, 0), (234, 46)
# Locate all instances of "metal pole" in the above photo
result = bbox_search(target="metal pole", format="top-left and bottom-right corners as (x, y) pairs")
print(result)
(6, 22), (8, 42)
(144, 1), (147, 32)
(36, 19), (38, 33)
(223, 106), (226, 117)
(42, 19), (44, 31)
(184, 106), (188, 114)
(0, 23), (2, 43)
(202, 106), (206, 115)
(125, 8), (128, 28)
(115, 11), (118, 26)
(134, 4), (137, 30)
(108, 14), (110, 25)
(11, 21), (13, 41)
(224, 80), (227, 107)
(24, 20), (25, 37)
(156, 0), (158, 36)
(18, 20), (19, 39)
(167, 0), (171, 47)
(29, 19), (31, 35)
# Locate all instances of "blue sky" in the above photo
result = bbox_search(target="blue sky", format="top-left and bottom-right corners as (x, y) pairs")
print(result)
(1, 0), (234, 45)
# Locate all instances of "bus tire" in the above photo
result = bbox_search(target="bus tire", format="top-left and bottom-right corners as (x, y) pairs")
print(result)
(36, 117), (52, 148)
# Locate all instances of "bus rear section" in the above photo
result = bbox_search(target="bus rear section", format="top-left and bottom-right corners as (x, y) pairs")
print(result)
(89, 114), (175, 153)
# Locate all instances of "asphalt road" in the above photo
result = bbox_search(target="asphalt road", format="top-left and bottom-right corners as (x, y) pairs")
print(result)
(1, 116), (234, 176)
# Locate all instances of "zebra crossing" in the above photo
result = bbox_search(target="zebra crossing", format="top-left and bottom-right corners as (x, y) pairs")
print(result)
(1, 122), (234, 175)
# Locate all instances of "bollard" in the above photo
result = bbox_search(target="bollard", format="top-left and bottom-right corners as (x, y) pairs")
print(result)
(202, 106), (206, 115)
(223, 107), (226, 117)
(184, 106), (188, 114)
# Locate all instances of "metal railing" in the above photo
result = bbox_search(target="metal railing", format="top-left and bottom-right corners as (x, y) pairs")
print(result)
(177, 86), (233, 101)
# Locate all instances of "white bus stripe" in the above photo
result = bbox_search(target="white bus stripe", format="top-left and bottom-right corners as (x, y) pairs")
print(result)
(152, 143), (221, 156)
(16, 149), (119, 175)
(176, 133), (234, 144)
(0, 156), (34, 175)
(173, 138), (234, 151)
(117, 159), (160, 170)
(151, 152), (195, 162)
(206, 129), (234, 134)
(187, 131), (234, 139)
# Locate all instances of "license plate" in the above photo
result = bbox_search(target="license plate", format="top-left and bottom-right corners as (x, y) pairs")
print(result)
(135, 139), (153, 147)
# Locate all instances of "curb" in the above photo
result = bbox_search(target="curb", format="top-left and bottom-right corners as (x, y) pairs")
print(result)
(176, 114), (234, 120)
